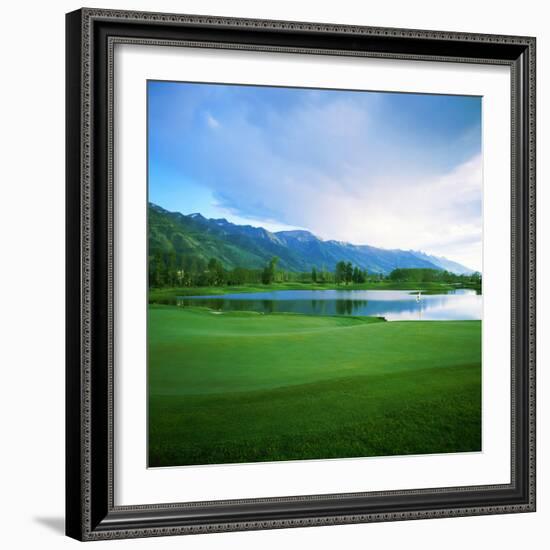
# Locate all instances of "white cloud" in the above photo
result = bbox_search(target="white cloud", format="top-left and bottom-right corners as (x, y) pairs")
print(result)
(205, 112), (220, 129)
(184, 95), (482, 270)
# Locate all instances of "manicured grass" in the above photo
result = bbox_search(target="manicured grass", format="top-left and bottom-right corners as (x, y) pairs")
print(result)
(148, 305), (481, 467)
(149, 280), (479, 303)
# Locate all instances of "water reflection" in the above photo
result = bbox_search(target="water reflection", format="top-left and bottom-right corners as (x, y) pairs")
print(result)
(177, 289), (481, 321)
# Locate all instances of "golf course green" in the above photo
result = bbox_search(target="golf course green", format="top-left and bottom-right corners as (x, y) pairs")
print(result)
(148, 305), (482, 467)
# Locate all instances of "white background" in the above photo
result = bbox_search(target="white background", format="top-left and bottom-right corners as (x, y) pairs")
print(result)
(115, 45), (511, 505)
(0, 1), (546, 549)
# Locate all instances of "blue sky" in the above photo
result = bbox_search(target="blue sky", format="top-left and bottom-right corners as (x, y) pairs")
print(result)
(148, 81), (482, 270)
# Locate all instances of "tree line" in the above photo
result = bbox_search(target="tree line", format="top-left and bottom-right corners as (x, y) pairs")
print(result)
(388, 267), (481, 286)
(149, 252), (481, 289)
(149, 253), (372, 288)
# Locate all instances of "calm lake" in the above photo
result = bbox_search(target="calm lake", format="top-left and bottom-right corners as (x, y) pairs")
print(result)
(177, 289), (481, 321)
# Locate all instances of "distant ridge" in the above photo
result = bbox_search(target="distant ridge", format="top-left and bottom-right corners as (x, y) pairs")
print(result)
(149, 203), (475, 275)
(409, 250), (474, 275)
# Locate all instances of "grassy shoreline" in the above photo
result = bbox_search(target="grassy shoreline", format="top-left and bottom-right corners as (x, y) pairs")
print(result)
(149, 280), (481, 304)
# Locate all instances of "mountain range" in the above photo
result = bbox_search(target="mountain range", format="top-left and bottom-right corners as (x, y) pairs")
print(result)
(149, 203), (474, 275)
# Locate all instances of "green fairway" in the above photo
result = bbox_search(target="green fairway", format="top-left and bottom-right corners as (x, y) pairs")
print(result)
(148, 305), (481, 467)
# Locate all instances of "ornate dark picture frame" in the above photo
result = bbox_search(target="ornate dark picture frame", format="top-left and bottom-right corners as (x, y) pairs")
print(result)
(66, 8), (536, 541)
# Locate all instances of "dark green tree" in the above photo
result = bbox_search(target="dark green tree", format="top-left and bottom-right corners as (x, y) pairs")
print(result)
(262, 256), (279, 284)
(152, 252), (164, 287)
(168, 250), (177, 286)
(207, 258), (225, 286)
(335, 261), (346, 284)
(345, 262), (353, 284)
(352, 266), (366, 283)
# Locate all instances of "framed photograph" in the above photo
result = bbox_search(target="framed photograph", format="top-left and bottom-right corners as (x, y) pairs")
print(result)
(66, 8), (536, 541)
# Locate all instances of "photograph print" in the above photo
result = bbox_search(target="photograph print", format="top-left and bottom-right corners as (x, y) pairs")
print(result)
(147, 81), (482, 468)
